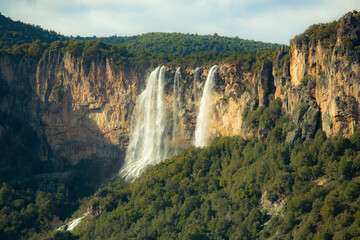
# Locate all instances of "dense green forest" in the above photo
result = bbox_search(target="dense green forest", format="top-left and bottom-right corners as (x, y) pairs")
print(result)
(0, 38), (280, 70)
(0, 13), (282, 68)
(4, 93), (360, 239)
(79, 32), (282, 57)
(41, 99), (359, 240)
(0, 13), (67, 47)
(0, 113), (115, 240)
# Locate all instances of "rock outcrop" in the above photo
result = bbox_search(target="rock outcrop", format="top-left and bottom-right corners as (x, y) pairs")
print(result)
(286, 10), (360, 137)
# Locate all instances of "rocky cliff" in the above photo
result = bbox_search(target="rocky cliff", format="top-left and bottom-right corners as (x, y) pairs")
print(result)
(0, 51), (144, 166)
(1, 11), (359, 166)
(285, 10), (360, 138)
(34, 52), (143, 164)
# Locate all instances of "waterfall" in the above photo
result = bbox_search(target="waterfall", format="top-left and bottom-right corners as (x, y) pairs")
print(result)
(122, 65), (218, 179)
(194, 65), (218, 147)
(172, 67), (181, 154)
(121, 66), (168, 180)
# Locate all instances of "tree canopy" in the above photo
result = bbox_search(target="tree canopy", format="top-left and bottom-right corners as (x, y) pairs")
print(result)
(64, 100), (360, 240)
(79, 32), (282, 57)
(0, 13), (67, 47)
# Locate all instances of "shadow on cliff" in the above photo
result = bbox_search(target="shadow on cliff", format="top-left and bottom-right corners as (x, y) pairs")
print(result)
(40, 86), (128, 179)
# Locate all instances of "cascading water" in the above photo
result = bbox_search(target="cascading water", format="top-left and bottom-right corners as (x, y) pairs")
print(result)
(122, 65), (218, 179)
(194, 65), (218, 147)
(121, 66), (169, 180)
(172, 67), (181, 154)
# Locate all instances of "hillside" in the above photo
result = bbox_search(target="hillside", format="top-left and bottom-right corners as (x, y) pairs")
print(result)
(79, 32), (282, 57)
(0, 13), (67, 47)
(0, 13), (281, 67)
(0, 13), (281, 59)
(71, 116), (360, 239)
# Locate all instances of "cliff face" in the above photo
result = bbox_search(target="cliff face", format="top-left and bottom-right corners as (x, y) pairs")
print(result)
(34, 52), (149, 165)
(1, 11), (359, 166)
(286, 11), (360, 137)
(0, 52), (146, 165)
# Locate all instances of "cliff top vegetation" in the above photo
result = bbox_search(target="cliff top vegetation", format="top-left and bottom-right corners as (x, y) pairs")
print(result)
(291, 10), (360, 50)
(78, 32), (282, 57)
(0, 13), (68, 47)
(0, 13), (282, 69)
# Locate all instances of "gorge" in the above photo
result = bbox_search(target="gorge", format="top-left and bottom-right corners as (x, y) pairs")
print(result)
(1, 10), (360, 240)
(1, 11), (360, 179)
(4, 8), (359, 165)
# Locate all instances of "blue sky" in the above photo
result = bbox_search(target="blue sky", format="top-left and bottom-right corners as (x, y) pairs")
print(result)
(1, 0), (360, 44)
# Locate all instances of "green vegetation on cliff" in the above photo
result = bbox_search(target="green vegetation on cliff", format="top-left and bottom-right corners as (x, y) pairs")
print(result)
(0, 38), (280, 72)
(292, 20), (340, 48)
(292, 10), (360, 60)
(58, 101), (360, 240)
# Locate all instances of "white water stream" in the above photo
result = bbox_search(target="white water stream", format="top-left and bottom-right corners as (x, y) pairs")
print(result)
(121, 66), (169, 180)
(172, 67), (181, 154)
(194, 65), (218, 147)
(121, 65), (218, 180)
(57, 212), (89, 232)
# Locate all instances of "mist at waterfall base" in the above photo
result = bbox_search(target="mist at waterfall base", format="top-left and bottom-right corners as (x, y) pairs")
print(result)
(121, 65), (218, 180)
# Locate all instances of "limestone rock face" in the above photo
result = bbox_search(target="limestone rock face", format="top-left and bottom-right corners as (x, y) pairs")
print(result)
(0, 52), (145, 165)
(161, 64), (253, 149)
(287, 11), (360, 137)
(33, 52), (145, 164)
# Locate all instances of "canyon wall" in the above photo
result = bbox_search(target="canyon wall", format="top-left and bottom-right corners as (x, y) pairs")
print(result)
(1, 11), (359, 166)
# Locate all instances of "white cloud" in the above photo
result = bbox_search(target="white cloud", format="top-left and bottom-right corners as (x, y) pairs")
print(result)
(0, 0), (359, 43)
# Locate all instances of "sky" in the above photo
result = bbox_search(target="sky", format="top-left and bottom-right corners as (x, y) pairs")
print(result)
(0, 0), (360, 44)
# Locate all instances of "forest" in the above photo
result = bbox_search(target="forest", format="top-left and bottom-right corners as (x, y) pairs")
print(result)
(0, 13), (67, 47)
(78, 32), (281, 57)
(0, 12), (282, 69)
(62, 99), (360, 240)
